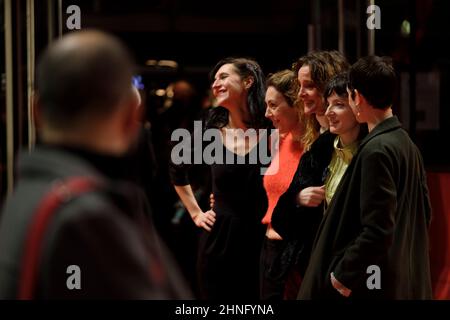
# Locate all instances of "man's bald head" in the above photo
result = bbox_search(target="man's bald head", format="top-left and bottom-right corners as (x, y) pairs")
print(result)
(36, 30), (135, 130)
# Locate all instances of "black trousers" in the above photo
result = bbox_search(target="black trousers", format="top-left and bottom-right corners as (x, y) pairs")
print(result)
(260, 236), (306, 300)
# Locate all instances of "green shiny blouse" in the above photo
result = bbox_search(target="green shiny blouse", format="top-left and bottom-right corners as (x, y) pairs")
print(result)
(324, 136), (359, 207)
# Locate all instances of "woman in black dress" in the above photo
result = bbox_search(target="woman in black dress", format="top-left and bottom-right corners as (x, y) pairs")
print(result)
(170, 57), (270, 299)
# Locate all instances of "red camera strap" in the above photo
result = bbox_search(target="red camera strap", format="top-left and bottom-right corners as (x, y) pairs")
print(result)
(18, 177), (97, 300)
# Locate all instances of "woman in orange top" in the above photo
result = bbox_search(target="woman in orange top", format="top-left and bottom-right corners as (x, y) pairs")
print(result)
(260, 70), (304, 300)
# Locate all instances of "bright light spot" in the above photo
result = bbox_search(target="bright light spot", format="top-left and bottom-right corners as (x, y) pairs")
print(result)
(401, 20), (410, 37)
(155, 89), (166, 96)
(158, 60), (178, 68)
(145, 59), (158, 66)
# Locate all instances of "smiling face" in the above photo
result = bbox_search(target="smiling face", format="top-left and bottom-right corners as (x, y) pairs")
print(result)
(325, 91), (359, 136)
(211, 63), (247, 110)
(297, 65), (325, 116)
(264, 86), (299, 135)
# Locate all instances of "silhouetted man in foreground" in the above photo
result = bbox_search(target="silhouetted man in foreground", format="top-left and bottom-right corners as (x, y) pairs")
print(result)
(0, 30), (191, 299)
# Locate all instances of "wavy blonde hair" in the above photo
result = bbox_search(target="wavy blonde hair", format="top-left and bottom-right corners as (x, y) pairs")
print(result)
(300, 114), (320, 151)
(292, 50), (349, 150)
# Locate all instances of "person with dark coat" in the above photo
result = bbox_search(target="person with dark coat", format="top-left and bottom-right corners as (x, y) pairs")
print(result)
(297, 56), (432, 300)
(0, 30), (191, 299)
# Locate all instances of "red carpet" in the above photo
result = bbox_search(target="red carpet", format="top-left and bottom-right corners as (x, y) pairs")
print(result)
(427, 172), (450, 299)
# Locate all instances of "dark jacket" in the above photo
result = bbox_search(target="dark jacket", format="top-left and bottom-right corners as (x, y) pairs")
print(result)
(270, 131), (336, 274)
(0, 146), (192, 299)
(298, 117), (432, 299)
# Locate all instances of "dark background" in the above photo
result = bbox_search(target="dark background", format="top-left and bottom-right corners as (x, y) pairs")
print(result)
(65, 0), (450, 167)
(1, 0), (449, 297)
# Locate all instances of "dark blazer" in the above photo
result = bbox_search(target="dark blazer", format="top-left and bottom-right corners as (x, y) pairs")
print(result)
(297, 117), (432, 299)
(0, 146), (192, 299)
(271, 131), (335, 274)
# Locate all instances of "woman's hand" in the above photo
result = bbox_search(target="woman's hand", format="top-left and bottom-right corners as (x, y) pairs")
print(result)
(194, 210), (217, 232)
(209, 193), (215, 209)
(297, 186), (325, 207)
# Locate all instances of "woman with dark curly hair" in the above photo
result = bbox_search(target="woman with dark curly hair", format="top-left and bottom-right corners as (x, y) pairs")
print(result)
(268, 51), (350, 299)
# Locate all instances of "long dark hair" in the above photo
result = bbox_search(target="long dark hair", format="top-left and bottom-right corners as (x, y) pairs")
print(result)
(206, 57), (270, 129)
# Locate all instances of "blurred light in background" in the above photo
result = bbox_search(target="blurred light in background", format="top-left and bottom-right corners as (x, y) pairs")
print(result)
(401, 20), (411, 37)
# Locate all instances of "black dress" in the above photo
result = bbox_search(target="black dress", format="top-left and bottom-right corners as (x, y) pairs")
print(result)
(171, 134), (268, 300)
